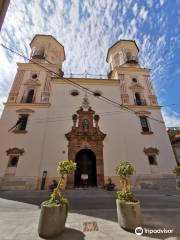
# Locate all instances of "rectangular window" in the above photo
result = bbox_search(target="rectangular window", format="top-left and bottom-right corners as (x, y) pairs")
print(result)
(8, 155), (19, 167)
(140, 116), (150, 132)
(17, 114), (28, 131)
(148, 155), (157, 165)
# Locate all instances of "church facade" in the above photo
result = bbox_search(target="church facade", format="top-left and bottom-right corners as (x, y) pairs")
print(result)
(0, 35), (177, 190)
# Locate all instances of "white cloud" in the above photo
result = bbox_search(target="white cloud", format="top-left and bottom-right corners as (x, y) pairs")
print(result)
(0, 0), (179, 127)
(146, 0), (153, 8)
(162, 108), (180, 127)
(160, 0), (165, 6)
(132, 3), (138, 16)
(139, 6), (148, 21)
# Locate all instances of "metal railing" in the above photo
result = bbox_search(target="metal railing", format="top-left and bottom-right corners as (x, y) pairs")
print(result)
(134, 99), (147, 106)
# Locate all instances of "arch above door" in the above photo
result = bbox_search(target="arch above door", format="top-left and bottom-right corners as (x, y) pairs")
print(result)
(74, 149), (97, 187)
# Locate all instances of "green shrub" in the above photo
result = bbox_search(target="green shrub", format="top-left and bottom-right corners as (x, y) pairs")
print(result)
(116, 162), (134, 178)
(46, 160), (76, 206)
(173, 166), (180, 176)
(116, 189), (136, 202)
(115, 162), (136, 202)
(57, 160), (77, 175)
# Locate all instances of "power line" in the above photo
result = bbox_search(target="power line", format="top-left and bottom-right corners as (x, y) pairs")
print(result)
(0, 43), (165, 124)
(161, 102), (180, 107)
(27, 105), (180, 123)
(31, 110), (131, 123)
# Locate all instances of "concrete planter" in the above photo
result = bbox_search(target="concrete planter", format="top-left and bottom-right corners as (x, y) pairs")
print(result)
(38, 202), (68, 238)
(116, 199), (142, 231)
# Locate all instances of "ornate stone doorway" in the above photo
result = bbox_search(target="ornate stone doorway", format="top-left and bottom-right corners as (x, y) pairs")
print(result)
(74, 149), (97, 187)
(65, 104), (106, 187)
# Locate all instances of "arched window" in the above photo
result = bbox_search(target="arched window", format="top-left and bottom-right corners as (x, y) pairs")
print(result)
(135, 92), (142, 105)
(26, 89), (34, 103)
(126, 52), (131, 61)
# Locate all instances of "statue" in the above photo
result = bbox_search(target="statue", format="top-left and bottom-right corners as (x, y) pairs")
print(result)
(82, 119), (89, 132)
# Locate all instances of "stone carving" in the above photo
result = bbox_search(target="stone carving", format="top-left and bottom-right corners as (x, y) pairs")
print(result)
(143, 147), (159, 155)
(149, 95), (157, 105)
(16, 109), (34, 114)
(6, 148), (25, 156)
(121, 94), (129, 104)
(135, 110), (151, 115)
(82, 92), (90, 109)
(129, 83), (144, 92)
(65, 106), (106, 187)
(82, 119), (89, 132)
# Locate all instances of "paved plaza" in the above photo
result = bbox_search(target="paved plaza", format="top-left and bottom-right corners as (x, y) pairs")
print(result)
(0, 189), (180, 240)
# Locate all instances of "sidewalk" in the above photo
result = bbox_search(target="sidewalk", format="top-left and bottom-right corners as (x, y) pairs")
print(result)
(0, 197), (179, 240)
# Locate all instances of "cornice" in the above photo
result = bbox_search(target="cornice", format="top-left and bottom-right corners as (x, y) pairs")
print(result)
(17, 62), (59, 69)
(53, 78), (119, 85)
(114, 66), (150, 74)
(123, 105), (161, 110)
(4, 103), (50, 108)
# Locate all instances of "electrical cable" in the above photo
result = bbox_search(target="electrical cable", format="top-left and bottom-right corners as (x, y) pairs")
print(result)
(0, 43), (172, 124)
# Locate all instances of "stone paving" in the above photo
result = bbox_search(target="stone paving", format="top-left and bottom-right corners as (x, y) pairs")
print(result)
(0, 189), (180, 240)
(0, 198), (148, 240)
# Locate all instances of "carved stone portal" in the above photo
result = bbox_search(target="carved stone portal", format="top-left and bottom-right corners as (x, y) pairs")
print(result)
(65, 106), (106, 187)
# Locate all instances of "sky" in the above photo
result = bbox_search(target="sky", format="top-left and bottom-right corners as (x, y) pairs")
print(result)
(0, 0), (180, 127)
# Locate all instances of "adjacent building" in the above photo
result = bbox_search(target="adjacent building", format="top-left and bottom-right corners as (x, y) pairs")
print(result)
(168, 127), (180, 165)
(0, 0), (10, 30)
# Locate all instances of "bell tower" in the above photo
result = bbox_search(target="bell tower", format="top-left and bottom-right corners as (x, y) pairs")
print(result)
(106, 40), (157, 107)
(106, 40), (139, 72)
(30, 35), (65, 67)
(7, 35), (65, 105)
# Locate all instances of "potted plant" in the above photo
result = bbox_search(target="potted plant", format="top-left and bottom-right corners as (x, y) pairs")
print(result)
(116, 162), (142, 231)
(173, 165), (180, 191)
(38, 160), (76, 238)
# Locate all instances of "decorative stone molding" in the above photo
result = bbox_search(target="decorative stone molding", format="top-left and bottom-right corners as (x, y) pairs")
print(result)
(121, 94), (129, 104)
(149, 95), (157, 105)
(120, 83), (127, 93)
(5, 103), (50, 108)
(16, 109), (34, 114)
(8, 94), (17, 103)
(129, 83), (144, 92)
(6, 147), (25, 156)
(65, 106), (106, 187)
(8, 70), (25, 103)
(143, 147), (159, 155)
(135, 110), (151, 116)
(41, 92), (50, 103)
(24, 80), (41, 86)
(13, 130), (28, 134)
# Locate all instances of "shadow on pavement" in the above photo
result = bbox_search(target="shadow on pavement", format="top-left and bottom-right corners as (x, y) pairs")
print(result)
(1, 189), (180, 239)
(42, 228), (85, 240)
(70, 208), (118, 222)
